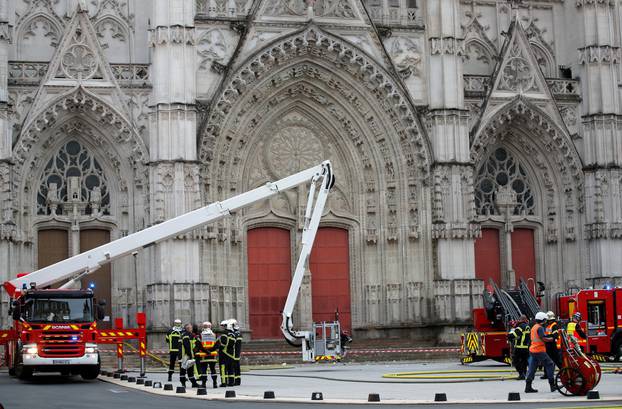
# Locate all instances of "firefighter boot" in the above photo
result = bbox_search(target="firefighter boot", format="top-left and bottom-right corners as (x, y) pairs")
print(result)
(190, 378), (199, 388)
(549, 380), (556, 392)
(167, 372), (173, 382)
(525, 381), (538, 393)
(212, 376), (218, 389)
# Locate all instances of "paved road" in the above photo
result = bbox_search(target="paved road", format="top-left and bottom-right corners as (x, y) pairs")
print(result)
(1, 372), (621, 409)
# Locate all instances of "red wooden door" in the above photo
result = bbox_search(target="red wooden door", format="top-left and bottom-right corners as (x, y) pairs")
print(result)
(80, 229), (111, 328)
(247, 227), (291, 339)
(309, 228), (351, 332)
(511, 228), (536, 286)
(474, 228), (502, 287)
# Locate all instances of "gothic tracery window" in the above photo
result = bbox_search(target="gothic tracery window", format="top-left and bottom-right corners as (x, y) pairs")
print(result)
(36, 140), (110, 216)
(475, 147), (535, 216)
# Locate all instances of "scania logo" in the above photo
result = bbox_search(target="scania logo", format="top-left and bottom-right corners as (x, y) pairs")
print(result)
(51, 325), (70, 330)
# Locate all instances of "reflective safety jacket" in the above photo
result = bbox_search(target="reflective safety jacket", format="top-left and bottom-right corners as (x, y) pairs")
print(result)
(233, 330), (242, 361)
(545, 321), (560, 349)
(165, 327), (182, 353)
(529, 323), (547, 353)
(508, 322), (530, 349)
(566, 321), (587, 348)
(181, 330), (195, 359)
(197, 330), (218, 362)
(210, 331), (236, 360)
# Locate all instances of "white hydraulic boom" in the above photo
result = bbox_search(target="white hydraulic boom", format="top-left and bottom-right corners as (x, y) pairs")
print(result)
(3, 161), (335, 299)
(280, 161), (335, 360)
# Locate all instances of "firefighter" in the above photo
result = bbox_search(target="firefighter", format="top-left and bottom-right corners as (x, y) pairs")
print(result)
(544, 311), (562, 370)
(196, 321), (218, 389)
(165, 318), (182, 382)
(231, 319), (243, 385)
(211, 320), (235, 387)
(525, 311), (556, 393)
(566, 312), (587, 350)
(179, 323), (199, 388)
(508, 315), (530, 380)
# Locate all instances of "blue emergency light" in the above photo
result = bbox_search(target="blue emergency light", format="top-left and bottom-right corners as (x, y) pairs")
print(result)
(88, 282), (96, 289)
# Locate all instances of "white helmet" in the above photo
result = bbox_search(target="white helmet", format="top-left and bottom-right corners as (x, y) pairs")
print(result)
(174, 319), (182, 325)
(220, 320), (228, 327)
(202, 321), (212, 328)
(535, 311), (548, 322)
(230, 319), (240, 330)
(546, 311), (555, 320)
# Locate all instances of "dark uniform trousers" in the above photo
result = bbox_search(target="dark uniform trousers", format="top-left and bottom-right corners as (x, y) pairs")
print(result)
(197, 360), (217, 387)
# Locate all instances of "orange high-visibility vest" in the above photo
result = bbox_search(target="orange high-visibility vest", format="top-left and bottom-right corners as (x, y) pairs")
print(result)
(529, 323), (546, 353)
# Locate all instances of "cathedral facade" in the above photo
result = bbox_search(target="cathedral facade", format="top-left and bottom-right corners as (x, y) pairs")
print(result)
(0, 0), (621, 343)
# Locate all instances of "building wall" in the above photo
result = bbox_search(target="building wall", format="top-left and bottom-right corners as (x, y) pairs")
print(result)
(0, 0), (621, 345)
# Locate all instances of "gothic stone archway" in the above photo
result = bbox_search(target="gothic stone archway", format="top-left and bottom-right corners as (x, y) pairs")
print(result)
(199, 25), (433, 330)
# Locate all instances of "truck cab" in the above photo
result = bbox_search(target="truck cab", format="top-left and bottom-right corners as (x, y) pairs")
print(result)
(7, 288), (102, 379)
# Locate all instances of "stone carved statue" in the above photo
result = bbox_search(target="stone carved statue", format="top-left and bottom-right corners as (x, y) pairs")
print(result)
(46, 182), (61, 216)
(90, 186), (102, 216)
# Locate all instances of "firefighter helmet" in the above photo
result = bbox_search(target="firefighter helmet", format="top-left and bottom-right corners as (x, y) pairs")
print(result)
(535, 311), (547, 322)
(572, 312), (582, 321)
(546, 311), (555, 320)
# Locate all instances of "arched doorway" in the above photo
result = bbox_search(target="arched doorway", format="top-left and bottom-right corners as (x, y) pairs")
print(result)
(247, 227), (291, 339)
(310, 227), (351, 331)
(474, 147), (538, 288)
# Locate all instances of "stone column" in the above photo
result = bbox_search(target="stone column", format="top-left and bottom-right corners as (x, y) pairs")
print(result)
(427, 0), (477, 281)
(577, 0), (622, 278)
(147, 0), (201, 329)
(0, 0), (12, 328)
(496, 185), (517, 287)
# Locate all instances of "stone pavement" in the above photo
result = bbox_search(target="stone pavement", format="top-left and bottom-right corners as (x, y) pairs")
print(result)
(101, 360), (622, 404)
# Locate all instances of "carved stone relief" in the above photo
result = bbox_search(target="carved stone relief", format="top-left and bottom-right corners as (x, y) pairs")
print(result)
(462, 10), (498, 75)
(263, 0), (355, 18)
(197, 29), (227, 71)
(386, 37), (422, 79)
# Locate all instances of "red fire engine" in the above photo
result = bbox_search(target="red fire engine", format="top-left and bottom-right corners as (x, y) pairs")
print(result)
(461, 280), (622, 364)
(0, 161), (335, 378)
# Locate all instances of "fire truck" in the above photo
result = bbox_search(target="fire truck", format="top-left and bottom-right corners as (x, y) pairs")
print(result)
(1, 161), (336, 379)
(556, 287), (622, 361)
(461, 279), (622, 364)
(460, 279), (541, 364)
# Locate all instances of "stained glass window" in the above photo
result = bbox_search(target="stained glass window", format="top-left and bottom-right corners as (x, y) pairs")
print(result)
(36, 141), (110, 216)
(475, 147), (535, 216)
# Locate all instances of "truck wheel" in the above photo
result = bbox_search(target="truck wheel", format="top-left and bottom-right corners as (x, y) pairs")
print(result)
(8, 367), (16, 376)
(15, 364), (33, 380)
(614, 339), (622, 362)
(81, 365), (100, 380)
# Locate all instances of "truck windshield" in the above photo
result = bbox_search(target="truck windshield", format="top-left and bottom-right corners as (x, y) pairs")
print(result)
(23, 297), (94, 323)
